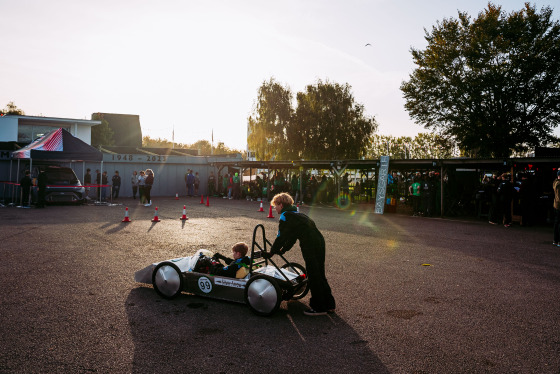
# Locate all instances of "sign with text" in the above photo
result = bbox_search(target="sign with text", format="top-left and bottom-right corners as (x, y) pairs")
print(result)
(0, 151), (12, 160)
(107, 154), (168, 163)
(374, 156), (390, 214)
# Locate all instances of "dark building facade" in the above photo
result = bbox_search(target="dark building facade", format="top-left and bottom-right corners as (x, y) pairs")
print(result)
(94, 113), (143, 148)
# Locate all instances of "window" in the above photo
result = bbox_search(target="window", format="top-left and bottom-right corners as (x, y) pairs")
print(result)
(18, 124), (70, 143)
(18, 125), (33, 143)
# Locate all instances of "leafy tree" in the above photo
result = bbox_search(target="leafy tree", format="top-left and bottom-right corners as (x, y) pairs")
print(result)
(1, 101), (25, 115)
(248, 78), (377, 160)
(191, 140), (211, 155)
(368, 134), (406, 159)
(291, 80), (377, 159)
(412, 133), (456, 158)
(142, 135), (177, 148)
(247, 78), (293, 160)
(367, 133), (456, 159)
(91, 113), (115, 147)
(142, 136), (242, 156)
(213, 142), (243, 156)
(188, 140), (240, 155)
(401, 3), (560, 157)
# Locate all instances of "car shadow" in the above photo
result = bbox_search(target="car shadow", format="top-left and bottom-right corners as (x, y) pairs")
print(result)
(125, 287), (389, 373)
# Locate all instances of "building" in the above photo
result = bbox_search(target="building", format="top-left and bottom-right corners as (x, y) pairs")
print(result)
(0, 115), (100, 146)
(93, 113), (142, 148)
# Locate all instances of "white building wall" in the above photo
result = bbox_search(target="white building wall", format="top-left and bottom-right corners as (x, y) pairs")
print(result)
(74, 124), (92, 144)
(0, 116), (97, 144)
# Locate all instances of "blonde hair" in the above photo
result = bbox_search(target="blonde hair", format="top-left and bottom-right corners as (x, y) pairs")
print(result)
(271, 192), (294, 208)
(232, 242), (248, 256)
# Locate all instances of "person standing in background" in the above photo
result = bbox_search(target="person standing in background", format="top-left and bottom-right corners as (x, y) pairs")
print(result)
(131, 171), (138, 199)
(138, 170), (146, 204)
(96, 169), (101, 201)
(194, 172), (200, 196)
(208, 171), (216, 196)
(144, 169), (154, 207)
(112, 171), (121, 199)
(84, 168), (92, 200)
(19, 170), (32, 207)
(101, 171), (108, 201)
(186, 169), (195, 197)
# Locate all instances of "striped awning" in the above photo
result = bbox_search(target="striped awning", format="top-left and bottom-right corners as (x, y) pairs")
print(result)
(12, 128), (63, 159)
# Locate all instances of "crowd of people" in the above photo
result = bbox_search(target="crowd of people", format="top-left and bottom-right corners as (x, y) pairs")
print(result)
(380, 170), (544, 226)
(216, 171), (358, 205)
(83, 168), (155, 206)
(20, 165), (551, 226)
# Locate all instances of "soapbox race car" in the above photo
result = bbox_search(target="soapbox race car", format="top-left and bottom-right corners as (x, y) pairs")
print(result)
(134, 224), (309, 316)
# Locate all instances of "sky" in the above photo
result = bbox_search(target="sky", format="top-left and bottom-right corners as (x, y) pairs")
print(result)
(1, 0), (557, 151)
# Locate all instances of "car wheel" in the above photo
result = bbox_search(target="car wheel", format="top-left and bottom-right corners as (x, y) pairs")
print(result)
(152, 262), (183, 299)
(244, 275), (281, 316)
(281, 263), (309, 300)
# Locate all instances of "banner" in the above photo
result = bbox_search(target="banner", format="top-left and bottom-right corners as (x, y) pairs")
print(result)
(374, 156), (390, 214)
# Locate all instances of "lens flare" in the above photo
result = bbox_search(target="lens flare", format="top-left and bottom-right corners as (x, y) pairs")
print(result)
(335, 193), (351, 210)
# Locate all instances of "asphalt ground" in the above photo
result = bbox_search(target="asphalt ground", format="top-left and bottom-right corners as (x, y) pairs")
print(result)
(0, 197), (559, 374)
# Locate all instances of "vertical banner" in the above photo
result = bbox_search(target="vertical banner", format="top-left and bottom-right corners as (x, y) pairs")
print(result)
(374, 156), (390, 214)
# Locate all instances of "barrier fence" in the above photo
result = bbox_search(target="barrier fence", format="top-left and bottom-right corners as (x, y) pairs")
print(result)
(0, 181), (114, 206)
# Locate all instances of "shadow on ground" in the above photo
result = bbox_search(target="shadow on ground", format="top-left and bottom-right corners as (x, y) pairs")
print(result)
(126, 287), (388, 374)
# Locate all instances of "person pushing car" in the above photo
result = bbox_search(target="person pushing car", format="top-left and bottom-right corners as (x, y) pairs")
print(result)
(266, 192), (336, 316)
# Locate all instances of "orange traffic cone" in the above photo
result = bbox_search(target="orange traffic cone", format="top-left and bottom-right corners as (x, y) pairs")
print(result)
(175, 193), (179, 200)
(200, 195), (204, 204)
(258, 202), (264, 212)
(206, 195), (210, 207)
(122, 207), (131, 222)
(179, 205), (189, 220)
(267, 205), (275, 218)
(151, 207), (161, 222)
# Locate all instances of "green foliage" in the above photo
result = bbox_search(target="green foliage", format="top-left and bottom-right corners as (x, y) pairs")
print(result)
(401, 3), (560, 158)
(1, 101), (25, 115)
(292, 80), (378, 159)
(213, 142), (243, 156)
(247, 78), (293, 160)
(191, 140), (211, 155)
(90, 113), (115, 147)
(142, 136), (242, 156)
(367, 133), (456, 159)
(142, 135), (177, 148)
(248, 78), (377, 160)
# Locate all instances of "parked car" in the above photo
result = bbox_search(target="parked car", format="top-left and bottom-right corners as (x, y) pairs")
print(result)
(35, 166), (86, 204)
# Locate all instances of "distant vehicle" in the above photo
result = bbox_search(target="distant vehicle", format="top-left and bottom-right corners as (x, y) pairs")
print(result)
(36, 166), (86, 204)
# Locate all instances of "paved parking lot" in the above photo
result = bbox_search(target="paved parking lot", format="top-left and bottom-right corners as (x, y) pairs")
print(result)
(0, 198), (559, 373)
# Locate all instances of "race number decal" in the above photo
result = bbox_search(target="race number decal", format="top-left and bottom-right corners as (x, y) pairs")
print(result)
(198, 277), (212, 293)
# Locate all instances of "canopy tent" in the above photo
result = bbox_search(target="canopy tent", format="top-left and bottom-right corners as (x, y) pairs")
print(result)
(8, 128), (104, 206)
(12, 128), (102, 161)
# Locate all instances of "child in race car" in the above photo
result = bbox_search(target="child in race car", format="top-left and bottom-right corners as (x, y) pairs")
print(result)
(194, 242), (250, 278)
